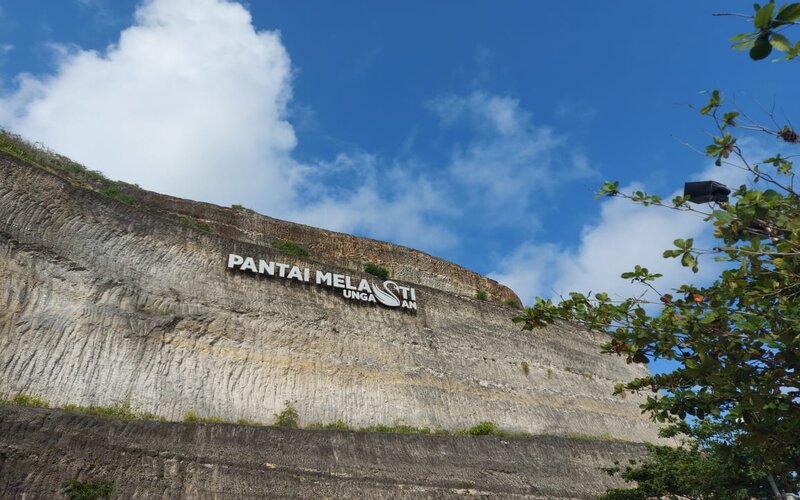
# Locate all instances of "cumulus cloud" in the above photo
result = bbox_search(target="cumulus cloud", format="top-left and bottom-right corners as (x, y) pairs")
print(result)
(2, 0), (300, 212)
(0, 0), (595, 256)
(288, 152), (459, 251)
(490, 152), (756, 305)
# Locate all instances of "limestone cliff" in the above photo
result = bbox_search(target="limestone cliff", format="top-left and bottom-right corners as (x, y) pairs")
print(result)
(0, 143), (664, 497)
(1, 405), (646, 499)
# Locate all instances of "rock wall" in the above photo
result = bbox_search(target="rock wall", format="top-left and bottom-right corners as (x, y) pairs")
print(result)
(0, 153), (662, 443)
(0, 405), (645, 499)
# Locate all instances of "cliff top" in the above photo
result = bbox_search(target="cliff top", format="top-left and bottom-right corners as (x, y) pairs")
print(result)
(0, 130), (520, 306)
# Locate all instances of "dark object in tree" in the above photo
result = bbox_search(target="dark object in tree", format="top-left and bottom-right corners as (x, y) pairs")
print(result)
(683, 180), (730, 204)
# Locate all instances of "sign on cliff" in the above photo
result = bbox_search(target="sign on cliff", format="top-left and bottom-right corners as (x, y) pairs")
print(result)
(227, 254), (418, 311)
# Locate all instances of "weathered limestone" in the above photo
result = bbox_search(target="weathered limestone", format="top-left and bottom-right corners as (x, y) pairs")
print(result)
(0, 405), (645, 499)
(0, 150), (667, 496)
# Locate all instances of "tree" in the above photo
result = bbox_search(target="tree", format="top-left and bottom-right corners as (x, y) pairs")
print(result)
(515, 4), (800, 497)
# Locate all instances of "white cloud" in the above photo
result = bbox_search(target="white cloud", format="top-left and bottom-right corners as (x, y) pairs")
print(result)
(288, 153), (459, 251)
(0, 0), (597, 257)
(2, 0), (301, 213)
(430, 91), (596, 218)
(490, 153), (756, 305)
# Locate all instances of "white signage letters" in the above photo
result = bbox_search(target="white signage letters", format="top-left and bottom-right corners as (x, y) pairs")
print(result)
(226, 253), (418, 311)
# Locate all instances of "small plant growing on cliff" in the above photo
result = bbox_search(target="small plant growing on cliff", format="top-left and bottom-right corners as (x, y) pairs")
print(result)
(466, 421), (497, 436)
(1, 392), (50, 408)
(62, 479), (113, 500)
(100, 186), (136, 206)
(504, 298), (518, 308)
(271, 238), (310, 258)
(231, 203), (246, 210)
(178, 215), (213, 233)
(274, 400), (299, 428)
(363, 261), (389, 279)
(475, 289), (488, 301)
(520, 361), (529, 375)
(63, 401), (164, 421)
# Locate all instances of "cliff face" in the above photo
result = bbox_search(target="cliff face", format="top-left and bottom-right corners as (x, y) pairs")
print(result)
(0, 405), (645, 499)
(0, 148), (664, 496)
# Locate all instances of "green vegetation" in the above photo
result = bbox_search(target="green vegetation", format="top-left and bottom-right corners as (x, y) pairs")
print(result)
(504, 298), (518, 307)
(726, 2), (800, 61)
(363, 261), (389, 279)
(235, 418), (263, 427)
(599, 439), (769, 500)
(1, 392), (50, 408)
(182, 410), (227, 424)
(63, 401), (164, 421)
(520, 361), (529, 375)
(306, 420), (351, 431)
(271, 238), (310, 258)
(516, 12), (800, 497)
(178, 215), (213, 233)
(273, 400), (299, 428)
(564, 432), (627, 443)
(465, 421), (497, 436)
(0, 130), (110, 183)
(231, 203), (246, 210)
(138, 304), (176, 315)
(99, 186), (137, 206)
(475, 289), (488, 301)
(62, 479), (114, 500)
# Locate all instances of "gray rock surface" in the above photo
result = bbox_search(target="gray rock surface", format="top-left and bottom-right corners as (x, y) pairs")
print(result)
(0, 151), (665, 496)
(0, 405), (645, 499)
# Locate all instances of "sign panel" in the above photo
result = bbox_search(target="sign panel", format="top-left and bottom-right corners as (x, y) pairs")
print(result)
(227, 254), (418, 311)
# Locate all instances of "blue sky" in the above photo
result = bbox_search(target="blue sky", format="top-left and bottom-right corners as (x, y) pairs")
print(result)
(0, 0), (796, 310)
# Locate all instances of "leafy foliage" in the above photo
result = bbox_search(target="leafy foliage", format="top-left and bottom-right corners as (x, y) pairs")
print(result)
(61, 479), (114, 500)
(475, 289), (488, 300)
(727, 1), (800, 60)
(363, 261), (389, 279)
(599, 439), (771, 500)
(515, 88), (800, 494)
(274, 400), (299, 428)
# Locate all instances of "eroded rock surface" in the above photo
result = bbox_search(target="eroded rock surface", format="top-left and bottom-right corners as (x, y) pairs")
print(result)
(0, 152), (664, 496)
(0, 405), (644, 499)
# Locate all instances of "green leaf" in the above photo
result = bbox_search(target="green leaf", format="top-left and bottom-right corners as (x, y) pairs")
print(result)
(732, 34), (757, 51)
(750, 35), (774, 60)
(754, 2), (775, 29)
(769, 33), (792, 52)
(776, 3), (800, 22)
(713, 210), (734, 224)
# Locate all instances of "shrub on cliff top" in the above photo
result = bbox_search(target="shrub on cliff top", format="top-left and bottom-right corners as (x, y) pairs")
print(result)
(0, 130), (110, 184)
(271, 238), (309, 258)
(363, 261), (389, 279)
(100, 186), (137, 206)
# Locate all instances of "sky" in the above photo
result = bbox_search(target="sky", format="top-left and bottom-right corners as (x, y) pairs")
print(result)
(0, 0), (797, 312)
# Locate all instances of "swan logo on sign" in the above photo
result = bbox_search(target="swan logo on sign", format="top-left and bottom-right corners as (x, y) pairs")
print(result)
(226, 254), (418, 311)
